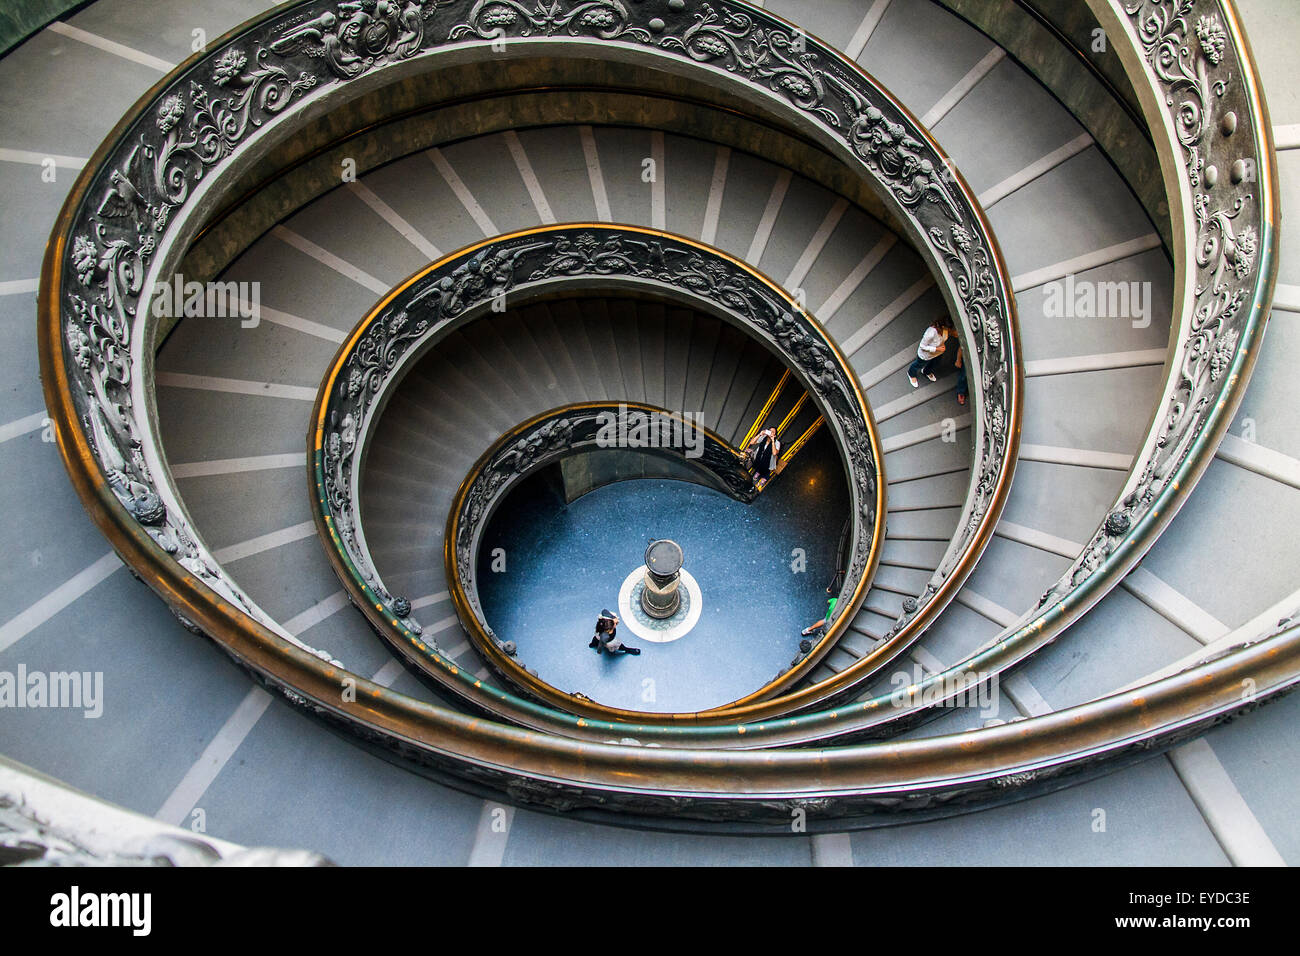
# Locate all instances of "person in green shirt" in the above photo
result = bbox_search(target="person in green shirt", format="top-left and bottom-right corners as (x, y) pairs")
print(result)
(801, 574), (843, 637)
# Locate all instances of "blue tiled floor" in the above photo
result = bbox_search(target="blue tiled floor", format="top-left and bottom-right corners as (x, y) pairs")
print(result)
(476, 430), (849, 711)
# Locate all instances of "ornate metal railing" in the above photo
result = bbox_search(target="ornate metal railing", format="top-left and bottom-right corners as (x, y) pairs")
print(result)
(34, 0), (1284, 822)
(444, 401), (761, 702)
(782, 0), (1283, 738)
(312, 225), (885, 721)
(40, 0), (1023, 728)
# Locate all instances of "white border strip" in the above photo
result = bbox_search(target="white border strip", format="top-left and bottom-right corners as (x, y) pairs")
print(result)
(0, 411), (46, 445)
(0, 278), (40, 296)
(271, 225), (390, 295)
(210, 521), (317, 564)
(1019, 443), (1133, 471)
(1273, 282), (1300, 313)
(154, 686), (272, 826)
(258, 305), (347, 343)
(1273, 123), (1300, 150)
(650, 131), (666, 231)
(700, 145), (730, 246)
(0, 553), (121, 656)
(0, 148), (85, 169)
(427, 147), (499, 237)
(846, 0), (893, 61)
(746, 169), (792, 263)
(579, 126), (612, 222)
(1217, 432), (1300, 490)
(1011, 234), (1163, 293)
(155, 372), (318, 402)
(503, 130), (556, 225)
(347, 181), (443, 261)
(1023, 348), (1166, 377)
(920, 47), (1005, 128)
(46, 21), (172, 72)
(978, 134), (1093, 208)
(1122, 568), (1231, 645)
(785, 198), (849, 289)
(839, 274), (935, 357)
(171, 453), (302, 479)
(1168, 739), (1286, 866)
(817, 234), (897, 322)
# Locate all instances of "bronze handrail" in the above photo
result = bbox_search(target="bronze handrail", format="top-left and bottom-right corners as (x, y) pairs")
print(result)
(311, 225), (887, 723)
(33, 0), (1281, 818)
(39, 0), (1021, 746)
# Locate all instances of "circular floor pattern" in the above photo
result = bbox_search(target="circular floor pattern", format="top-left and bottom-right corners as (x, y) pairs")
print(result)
(618, 566), (703, 643)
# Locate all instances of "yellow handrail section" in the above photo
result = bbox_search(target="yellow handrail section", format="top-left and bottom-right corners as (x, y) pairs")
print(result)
(38, 0), (1029, 745)
(774, 392), (810, 441)
(780, 417), (824, 469)
(737, 368), (791, 452)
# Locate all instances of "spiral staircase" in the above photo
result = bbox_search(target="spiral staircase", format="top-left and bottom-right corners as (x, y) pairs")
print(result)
(0, 0), (1296, 866)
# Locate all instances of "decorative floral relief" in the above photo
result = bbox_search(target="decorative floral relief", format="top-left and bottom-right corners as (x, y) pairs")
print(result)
(32, 0), (1277, 814)
(271, 0), (445, 78)
(1033, 0), (1265, 610)
(318, 230), (883, 636)
(659, 4), (836, 124)
(54, 0), (1016, 711)
(450, 0), (650, 43)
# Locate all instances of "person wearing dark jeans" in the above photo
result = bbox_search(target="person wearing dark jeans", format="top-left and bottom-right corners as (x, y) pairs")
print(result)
(955, 345), (968, 406)
(907, 316), (955, 387)
(801, 572), (845, 637)
(745, 426), (780, 491)
(588, 609), (640, 655)
(908, 354), (941, 384)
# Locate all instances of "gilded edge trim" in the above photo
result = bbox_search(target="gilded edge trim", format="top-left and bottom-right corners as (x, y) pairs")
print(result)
(34, 0), (1282, 800)
(311, 223), (887, 723)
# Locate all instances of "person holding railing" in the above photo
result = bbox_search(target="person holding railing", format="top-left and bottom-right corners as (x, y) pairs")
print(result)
(801, 571), (845, 638)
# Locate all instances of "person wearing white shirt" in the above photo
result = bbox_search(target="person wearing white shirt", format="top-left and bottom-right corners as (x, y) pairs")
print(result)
(907, 316), (955, 387)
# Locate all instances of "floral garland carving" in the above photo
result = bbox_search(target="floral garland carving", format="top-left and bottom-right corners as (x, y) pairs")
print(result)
(51, 0), (1016, 702)
(316, 229), (880, 636)
(1040, 1), (1263, 609)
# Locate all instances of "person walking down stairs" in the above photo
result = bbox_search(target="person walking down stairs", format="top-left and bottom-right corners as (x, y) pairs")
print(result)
(907, 315), (956, 387)
(745, 426), (781, 491)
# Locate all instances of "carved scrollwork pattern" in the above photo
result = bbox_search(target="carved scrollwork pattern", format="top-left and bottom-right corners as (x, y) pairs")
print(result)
(52, 0), (1016, 680)
(450, 0), (650, 42)
(315, 228), (881, 640)
(33, 0), (1286, 818)
(271, 0), (448, 78)
(1040, 0), (1266, 610)
(659, 4), (836, 123)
